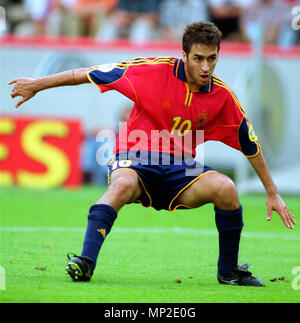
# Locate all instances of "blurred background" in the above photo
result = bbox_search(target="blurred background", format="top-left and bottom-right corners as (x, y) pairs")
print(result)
(0, 0), (299, 194)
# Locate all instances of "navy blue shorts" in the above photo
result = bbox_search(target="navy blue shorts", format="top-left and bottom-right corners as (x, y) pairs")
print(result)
(107, 151), (215, 211)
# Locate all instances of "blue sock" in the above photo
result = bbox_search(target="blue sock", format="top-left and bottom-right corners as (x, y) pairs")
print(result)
(81, 204), (117, 266)
(215, 206), (244, 276)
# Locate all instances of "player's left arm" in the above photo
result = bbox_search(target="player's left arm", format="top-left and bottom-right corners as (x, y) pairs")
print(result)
(247, 151), (296, 229)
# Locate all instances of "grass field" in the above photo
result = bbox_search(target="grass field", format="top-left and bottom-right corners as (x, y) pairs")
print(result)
(0, 185), (300, 303)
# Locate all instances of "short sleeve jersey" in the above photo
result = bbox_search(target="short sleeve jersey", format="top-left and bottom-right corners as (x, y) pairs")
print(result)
(87, 57), (260, 158)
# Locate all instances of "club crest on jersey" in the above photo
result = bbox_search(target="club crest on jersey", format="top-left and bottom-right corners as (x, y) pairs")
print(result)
(194, 111), (208, 129)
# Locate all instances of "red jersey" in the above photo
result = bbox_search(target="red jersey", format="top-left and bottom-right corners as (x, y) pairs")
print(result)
(87, 57), (260, 158)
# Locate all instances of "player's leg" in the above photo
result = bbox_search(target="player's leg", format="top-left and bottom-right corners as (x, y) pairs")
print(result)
(176, 171), (264, 286)
(96, 168), (144, 212)
(176, 171), (240, 210)
(66, 169), (143, 281)
(80, 168), (143, 260)
(176, 171), (243, 274)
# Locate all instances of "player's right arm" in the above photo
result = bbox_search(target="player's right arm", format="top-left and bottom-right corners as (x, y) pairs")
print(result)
(9, 68), (90, 108)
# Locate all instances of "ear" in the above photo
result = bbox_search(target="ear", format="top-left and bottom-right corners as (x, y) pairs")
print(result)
(182, 50), (187, 63)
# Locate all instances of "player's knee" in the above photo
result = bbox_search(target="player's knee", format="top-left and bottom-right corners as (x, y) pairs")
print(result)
(110, 175), (139, 201)
(214, 176), (240, 210)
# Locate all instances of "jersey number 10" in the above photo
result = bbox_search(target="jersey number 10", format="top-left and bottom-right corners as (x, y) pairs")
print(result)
(170, 117), (192, 137)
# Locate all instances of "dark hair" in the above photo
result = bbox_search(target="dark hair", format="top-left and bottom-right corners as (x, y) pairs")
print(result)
(182, 22), (223, 55)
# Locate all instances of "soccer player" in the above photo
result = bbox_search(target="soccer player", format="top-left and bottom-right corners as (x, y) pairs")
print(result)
(9, 22), (296, 286)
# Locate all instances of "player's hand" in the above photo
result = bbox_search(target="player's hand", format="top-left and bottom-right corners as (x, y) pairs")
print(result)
(8, 78), (37, 108)
(266, 193), (296, 229)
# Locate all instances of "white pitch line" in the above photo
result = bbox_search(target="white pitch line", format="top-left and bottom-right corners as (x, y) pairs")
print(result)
(0, 226), (300, 241)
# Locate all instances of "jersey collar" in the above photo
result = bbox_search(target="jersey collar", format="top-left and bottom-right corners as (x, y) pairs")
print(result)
(173, 59), (214, 93)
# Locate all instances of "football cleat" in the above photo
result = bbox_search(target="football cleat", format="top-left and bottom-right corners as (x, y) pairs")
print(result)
(66, 253), (95, 282)
(217, 263), (265, 287)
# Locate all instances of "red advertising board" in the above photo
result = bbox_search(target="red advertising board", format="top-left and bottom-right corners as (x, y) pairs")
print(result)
(0, 116), (83, 188)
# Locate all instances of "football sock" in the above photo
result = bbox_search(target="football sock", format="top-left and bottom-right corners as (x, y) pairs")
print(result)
(81, 204), (117, 266)
(215, 205), (244, 276)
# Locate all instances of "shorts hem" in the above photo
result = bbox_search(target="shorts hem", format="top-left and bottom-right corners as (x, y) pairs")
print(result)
(168, 170), (217, 211)
(108, 168), (152, 208)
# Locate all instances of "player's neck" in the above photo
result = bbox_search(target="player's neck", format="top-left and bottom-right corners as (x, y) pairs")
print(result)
(184, 73), (199, 91)
(186, 81), (200, 92)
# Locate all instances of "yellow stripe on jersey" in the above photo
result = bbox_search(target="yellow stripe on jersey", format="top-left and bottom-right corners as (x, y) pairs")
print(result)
(213, 77), (245, 116)
(213, 76), (260, 156)
(116, 57), (175, 69)
(213, 77), (240, 100)
(184, 83), (190, 106)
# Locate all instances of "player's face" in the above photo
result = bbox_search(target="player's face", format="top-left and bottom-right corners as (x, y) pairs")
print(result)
(182, 43), (219, 90)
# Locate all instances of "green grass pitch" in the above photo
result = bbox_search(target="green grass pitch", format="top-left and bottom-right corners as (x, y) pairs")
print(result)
(0, 185), (299, 303)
